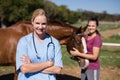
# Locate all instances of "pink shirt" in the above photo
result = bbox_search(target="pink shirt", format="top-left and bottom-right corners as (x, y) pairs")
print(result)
(85, 34), (102, 70)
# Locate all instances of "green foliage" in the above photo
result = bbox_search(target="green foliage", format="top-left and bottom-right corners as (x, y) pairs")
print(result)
(0, 0), (44, 26)
(44, 1), (58, 19)
(1, 0), (120, 26)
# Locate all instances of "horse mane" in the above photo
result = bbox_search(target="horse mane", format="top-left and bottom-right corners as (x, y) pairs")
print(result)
(6, 21), (31, 29)
(4, 20), (79, 36)
(5, 21), (33, 34)
(48, 20), (77, 29)
(7, 20), (77, 30)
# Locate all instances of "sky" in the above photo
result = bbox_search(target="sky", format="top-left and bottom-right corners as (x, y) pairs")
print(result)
(50, 0), (120, 14)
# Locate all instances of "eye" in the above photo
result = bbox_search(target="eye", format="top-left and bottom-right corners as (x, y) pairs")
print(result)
(42, 23), (47, 25)
(35, 22), (40, 24)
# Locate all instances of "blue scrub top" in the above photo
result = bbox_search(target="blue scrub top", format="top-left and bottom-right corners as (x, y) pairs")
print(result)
(16, 33), (63, 80)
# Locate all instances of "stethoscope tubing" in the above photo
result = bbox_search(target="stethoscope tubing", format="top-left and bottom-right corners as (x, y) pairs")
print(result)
(32, 32), (55, 60)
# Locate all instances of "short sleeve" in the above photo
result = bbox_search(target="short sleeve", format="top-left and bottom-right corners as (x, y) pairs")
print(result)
(93, 35), (102, 48)
(16, 37), (28, 72)
(53, 38), (63, 68)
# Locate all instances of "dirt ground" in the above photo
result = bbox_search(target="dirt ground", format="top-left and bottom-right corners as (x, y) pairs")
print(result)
(61, 66), (120, 80)
(101, 28), (120, 38)
(0, 66), (120, 80)
(0, 28), (120, 80)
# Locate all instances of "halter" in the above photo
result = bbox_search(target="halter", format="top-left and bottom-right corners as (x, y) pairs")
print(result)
(72, 33), (83, 48)
(72, 32), (89, 69)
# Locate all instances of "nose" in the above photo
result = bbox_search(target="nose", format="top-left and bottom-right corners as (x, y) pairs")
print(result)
(38, 24), (44, 29)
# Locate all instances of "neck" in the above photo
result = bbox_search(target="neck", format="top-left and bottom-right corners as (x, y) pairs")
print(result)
(34, 32), (46, 40)
(88, 32), (96, 36)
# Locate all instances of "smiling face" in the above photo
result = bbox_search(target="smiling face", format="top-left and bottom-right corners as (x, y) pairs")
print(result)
(87, 20), (97, 34)
(32, 15), (47, 35)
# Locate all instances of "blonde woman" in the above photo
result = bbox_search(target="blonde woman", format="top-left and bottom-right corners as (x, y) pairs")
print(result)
(16, 9), (63, 80)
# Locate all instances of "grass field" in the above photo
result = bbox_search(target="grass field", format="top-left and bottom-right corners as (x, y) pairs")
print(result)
(102, 35), (120, 43)
(100, 47), (120, 68)
(61, 45), (120, 68)
(72, 21), (120, 31)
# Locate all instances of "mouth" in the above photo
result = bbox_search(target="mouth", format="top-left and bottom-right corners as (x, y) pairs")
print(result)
(38, 28), (46, 33)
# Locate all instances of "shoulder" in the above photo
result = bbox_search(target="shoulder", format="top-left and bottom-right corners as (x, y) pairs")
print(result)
(46, 34), (59, 41)
(46, 34), (60, 45)
(18, 33), (32, 43)
(50, 36), (59, 44)
(93, 34), (102, 47)
(94, 34), (102, 41)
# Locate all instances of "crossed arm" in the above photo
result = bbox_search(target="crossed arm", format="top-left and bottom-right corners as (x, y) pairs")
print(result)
(20, 55), (62, 74)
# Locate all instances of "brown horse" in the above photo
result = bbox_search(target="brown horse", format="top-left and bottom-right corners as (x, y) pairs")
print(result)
(0, 20), (87, 80)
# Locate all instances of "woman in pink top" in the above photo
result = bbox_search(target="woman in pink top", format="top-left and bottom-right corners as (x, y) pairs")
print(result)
(70, 17), (102, 80)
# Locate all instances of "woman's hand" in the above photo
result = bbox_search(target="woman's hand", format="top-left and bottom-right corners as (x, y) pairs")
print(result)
(70, 48), (81, 56)
(47, 60), (54, 67)
(20, 55), (31, 64)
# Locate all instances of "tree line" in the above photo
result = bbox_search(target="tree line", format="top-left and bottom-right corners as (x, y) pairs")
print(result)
(0, 0), (120, 27)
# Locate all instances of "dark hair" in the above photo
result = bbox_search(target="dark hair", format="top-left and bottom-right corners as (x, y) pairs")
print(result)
(88, 17), (101, 36)
(88, 17), (99, 26)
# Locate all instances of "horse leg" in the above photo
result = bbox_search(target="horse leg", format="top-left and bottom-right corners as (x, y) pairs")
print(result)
(14, 66), (18, 80)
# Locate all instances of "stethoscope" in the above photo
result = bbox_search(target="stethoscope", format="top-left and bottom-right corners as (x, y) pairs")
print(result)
(32, 32), (55, 60)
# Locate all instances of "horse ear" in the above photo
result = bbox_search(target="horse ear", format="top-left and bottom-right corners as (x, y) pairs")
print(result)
(82, 25), (87, 32)
(79, 25), (87, 33)
(76, 26), (82, 34)
(76, 25), (87, 34)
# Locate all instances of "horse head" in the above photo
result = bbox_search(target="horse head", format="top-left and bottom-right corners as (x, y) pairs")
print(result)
(66, 26), (87, 67)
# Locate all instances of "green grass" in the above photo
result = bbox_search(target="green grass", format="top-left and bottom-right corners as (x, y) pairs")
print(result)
(72, 22), (120, 31)
(102, 35), (120, 43)
(71, 22), (86, 28)
(99, 24), (120, 31)
(61, 46), (78, 66)
(61, 45), (120, 68)
(100, 47), (120, 68)
(0, 66), (14, 74)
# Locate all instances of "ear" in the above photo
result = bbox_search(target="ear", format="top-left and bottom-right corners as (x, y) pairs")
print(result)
(31, 22), (34, 25)
(31, 19), (34, 26)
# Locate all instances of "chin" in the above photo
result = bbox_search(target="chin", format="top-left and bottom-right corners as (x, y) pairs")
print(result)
(35, 31), (42, 35)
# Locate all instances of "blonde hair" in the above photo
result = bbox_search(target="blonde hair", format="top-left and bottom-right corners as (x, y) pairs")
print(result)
(31, 9), (48, 22)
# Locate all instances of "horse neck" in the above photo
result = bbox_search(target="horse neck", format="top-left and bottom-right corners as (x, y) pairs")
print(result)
(47, 25), (77, 40)
(9, 22), (33, 34)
